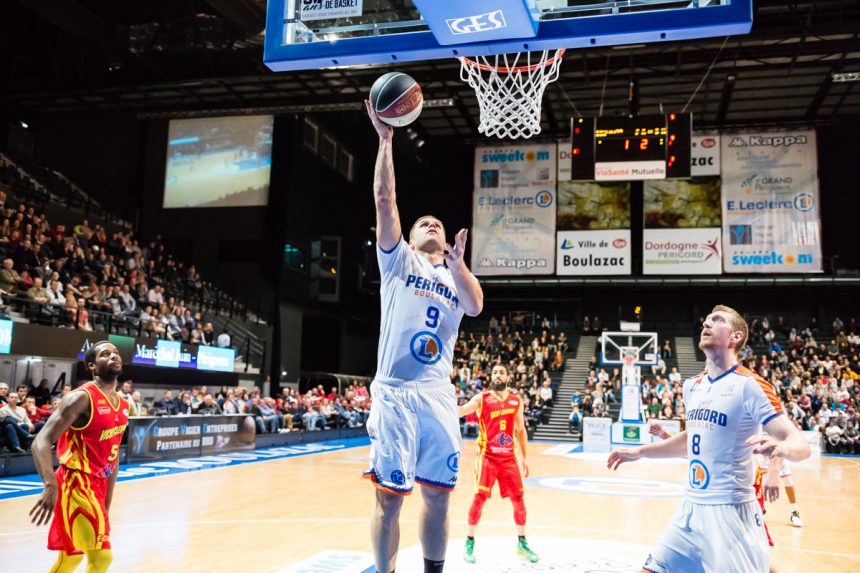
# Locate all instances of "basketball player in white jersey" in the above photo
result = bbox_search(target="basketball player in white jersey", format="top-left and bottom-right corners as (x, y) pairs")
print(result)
(608, 305), (811, 573)
(364, 100), (484, 573)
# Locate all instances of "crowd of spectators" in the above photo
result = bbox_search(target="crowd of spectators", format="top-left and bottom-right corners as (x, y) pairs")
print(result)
(452, 320), (567, 434)
(733, 315), (860, 454)
(0, 194), (235, 348)
(568, 314), (860, 452)
(0, 379), (67, 453)
(125, 380), (372, 434)
(0, 376), (376, 453)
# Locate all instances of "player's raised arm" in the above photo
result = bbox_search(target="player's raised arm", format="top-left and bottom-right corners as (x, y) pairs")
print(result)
(29, 390), (90, 526)
(458, 393), (481, 417)
(748, 414), (811, 463)
(365, 100), (401, 251)
(444, 229), (484, 316)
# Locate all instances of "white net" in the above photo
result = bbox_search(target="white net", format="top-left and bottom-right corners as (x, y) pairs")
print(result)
(458, 49), (564, 140)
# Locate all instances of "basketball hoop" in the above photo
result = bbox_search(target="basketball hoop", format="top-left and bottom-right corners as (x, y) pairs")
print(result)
(622, 355), (637, 369)
(458, 49), (565, 139)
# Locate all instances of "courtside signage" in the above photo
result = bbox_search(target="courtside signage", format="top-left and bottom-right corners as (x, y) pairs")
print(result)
(0, 438), (366, 501)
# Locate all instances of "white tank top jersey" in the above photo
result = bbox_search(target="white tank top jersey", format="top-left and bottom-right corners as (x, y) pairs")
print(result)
(375, 238), (465, 384)
(683, 364), (784, 505)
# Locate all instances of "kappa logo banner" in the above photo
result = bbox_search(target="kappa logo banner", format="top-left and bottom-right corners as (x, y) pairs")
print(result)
(721, 130), (822, 273)
(472, 144), (556, 276)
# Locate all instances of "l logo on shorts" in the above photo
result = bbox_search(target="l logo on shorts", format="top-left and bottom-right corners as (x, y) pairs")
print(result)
(410, 331), (443, 365)
(390, 470), (406, 485)
(447, 452), (460, 473)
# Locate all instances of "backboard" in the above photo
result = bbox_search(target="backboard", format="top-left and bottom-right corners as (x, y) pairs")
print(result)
(265, 0), (753, 72)
(600, 331), (658, 367)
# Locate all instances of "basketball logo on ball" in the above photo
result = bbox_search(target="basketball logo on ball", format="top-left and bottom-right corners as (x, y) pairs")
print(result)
(370, 72), (424, 127)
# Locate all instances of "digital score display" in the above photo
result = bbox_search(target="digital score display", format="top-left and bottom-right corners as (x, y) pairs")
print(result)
(569, 113), (692, 181)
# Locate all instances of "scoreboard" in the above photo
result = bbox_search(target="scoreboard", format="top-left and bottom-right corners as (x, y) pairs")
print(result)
(570, 113), (692, 181)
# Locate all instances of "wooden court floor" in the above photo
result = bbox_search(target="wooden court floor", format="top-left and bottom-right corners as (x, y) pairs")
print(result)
(1, 440), (858, 572)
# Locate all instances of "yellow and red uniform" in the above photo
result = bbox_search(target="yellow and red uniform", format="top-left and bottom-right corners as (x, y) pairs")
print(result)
(48, 382), (128, 555)
(753, 465), (774, 547)
(474, 391), (523, 499)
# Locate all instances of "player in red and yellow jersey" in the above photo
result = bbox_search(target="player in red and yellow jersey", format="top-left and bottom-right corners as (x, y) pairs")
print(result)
(30, 341), (128, 573)
(458, 364), (538, 564)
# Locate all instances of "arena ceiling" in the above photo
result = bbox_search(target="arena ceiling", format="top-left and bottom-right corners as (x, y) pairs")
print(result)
(3, 0), (860, 141)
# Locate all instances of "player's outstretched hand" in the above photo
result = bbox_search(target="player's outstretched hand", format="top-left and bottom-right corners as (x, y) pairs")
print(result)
(746, 434), (786, 459)
(648, 422), (665, 437)
(29, 483), (57, 526)
(607, 447), (641, 470)
(365, 100), (393, 141)
(443, 229), (468, 268)
(762, 467), (781, 503)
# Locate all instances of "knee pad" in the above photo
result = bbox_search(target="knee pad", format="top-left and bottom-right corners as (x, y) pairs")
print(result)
(511, 495), (527, 526)
(468, 492), (489, 526)
(782, 477), (794, 488)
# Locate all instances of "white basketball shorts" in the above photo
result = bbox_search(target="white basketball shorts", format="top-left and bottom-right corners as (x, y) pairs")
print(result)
(363, 378), (462, 494)
(643, 500), (770, 573)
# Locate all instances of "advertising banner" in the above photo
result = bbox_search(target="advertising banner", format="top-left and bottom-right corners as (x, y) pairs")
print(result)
(127, 415), (256, 462)
(472, 145), (556, 275)
(721, 130), (822, 273)
(643, 134), (722, 275)
(557, 142), (631, 275)
(642, 228), (722, 275)
(582, 416), (612, 449)
(300, 0), (363, 22)
(556, 230), (631, 275)
(621, 384), (641, 421)
(0, 320), (12, 354)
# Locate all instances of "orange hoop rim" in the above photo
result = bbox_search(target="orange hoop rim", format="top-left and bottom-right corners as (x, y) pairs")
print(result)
(460, 48), (566, 73)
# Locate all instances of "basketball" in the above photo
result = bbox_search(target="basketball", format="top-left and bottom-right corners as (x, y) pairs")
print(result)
(369, 72), (423, 127)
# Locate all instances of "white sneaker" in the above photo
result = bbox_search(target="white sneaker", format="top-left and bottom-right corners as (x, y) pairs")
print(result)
(790, 510), (804, 527)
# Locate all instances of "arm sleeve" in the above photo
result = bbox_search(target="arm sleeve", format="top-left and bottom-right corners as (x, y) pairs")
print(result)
(376, 237), (409, 278)
(744, 376), (785, 426)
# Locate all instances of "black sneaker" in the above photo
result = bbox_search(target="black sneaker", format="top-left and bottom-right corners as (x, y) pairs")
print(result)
(10, 446), (26, 454)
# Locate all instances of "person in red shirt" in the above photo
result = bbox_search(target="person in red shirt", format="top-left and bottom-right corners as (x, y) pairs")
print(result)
(458, 364), (538, 564)
(29, 341), (128, 573)
(23, 396), (52, 433)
